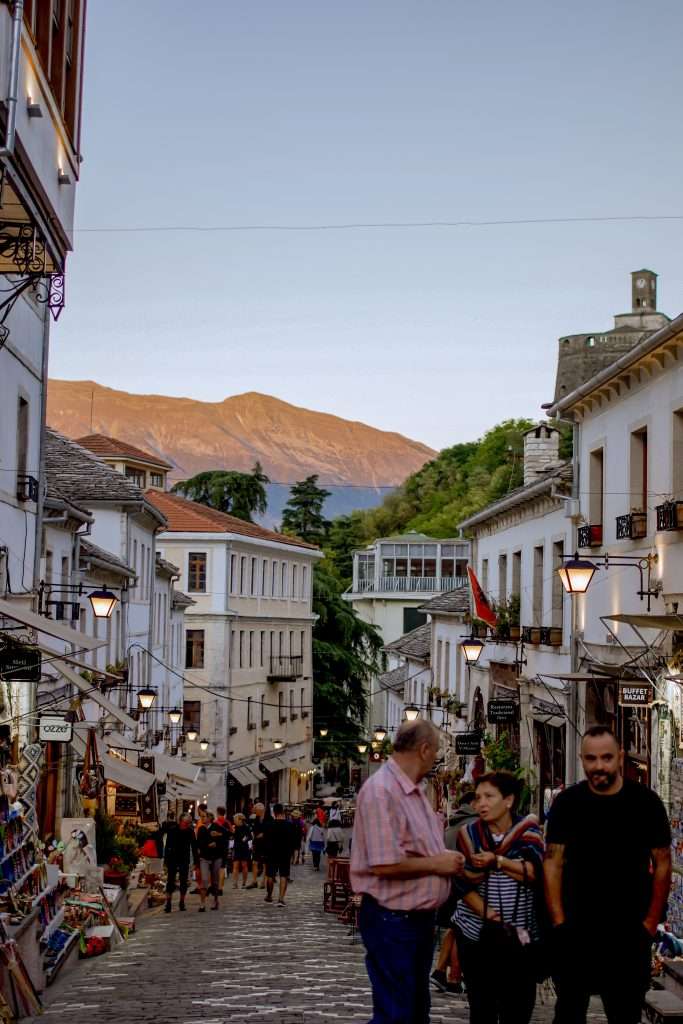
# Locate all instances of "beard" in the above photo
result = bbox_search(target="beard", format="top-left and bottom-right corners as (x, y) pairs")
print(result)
(587, 769), (618, 791)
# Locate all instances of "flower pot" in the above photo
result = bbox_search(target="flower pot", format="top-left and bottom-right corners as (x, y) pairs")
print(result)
(529, 627), (541, 645)
(548, 627), (563, 647)
(509, 625), (521, 642)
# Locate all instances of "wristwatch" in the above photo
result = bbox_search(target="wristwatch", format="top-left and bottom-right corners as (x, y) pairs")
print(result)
(496, 854), (503, 871)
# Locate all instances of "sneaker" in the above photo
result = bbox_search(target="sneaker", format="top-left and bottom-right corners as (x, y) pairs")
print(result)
(446, 981), (464, 995)
(430, 970), (448, 993)
(264, 895), (273, 903)
(277, 899), (285, 907)
(245, 883), (257, 890)
(179, 902), (186, 912)
(163, 902), (172, 914)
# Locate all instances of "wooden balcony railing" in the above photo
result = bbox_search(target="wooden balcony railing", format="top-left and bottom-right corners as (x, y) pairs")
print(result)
(616, 512), (647, 541)
(267, 655), (303, 682)
(656, 501), (683, 532)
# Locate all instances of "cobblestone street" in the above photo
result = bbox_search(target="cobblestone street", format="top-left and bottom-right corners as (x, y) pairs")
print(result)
(27, 860), (613, 1024)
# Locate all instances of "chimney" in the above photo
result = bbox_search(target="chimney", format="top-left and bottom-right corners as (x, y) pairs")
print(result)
(523, 424), (560, 486)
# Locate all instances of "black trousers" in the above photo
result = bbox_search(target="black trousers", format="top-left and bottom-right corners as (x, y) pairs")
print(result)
(165, 857), (191, 896)
(552, 923), (651, 1024)
(455, 928), (537, 1024)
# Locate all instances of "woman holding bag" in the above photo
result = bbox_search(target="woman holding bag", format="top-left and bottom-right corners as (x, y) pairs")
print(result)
(452, 771), (545, 1024)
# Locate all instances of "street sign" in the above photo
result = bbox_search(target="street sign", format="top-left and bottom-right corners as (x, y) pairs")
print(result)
(0, 644), (41, 682)
(619, 683), (653, 707)
(487, 699), (519, 724)
(455, 731), (482, 755)
(38, 713), (73, 743)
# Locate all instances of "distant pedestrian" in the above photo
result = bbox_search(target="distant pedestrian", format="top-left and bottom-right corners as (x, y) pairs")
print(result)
(292, 811), (307, 864)
(315, 801), (327, 827)
(325, 821), (344, 859)
(263, 803), (299, 906)
(453, 772), (545, 1024)
(308, 820), (325, 870)
(190, 803), (209, 893)
(431, 792), (478, 995)
(351, 720), (465, 1024)
(214, 805), (231, 893)
(247, 802), (267, 889)
(163, 813), (198, 913)
(231, 812), (252, 888)
(544, 726), (672, 1024)
(196, 811), (231, 912)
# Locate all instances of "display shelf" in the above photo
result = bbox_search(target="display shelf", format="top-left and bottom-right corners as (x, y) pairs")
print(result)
(0, 833), (29, 868)
(44, 928), (81, 985)
(39, 908), (64, 943)
(31, 882), (59, 909)
(10, 862), (40, 894)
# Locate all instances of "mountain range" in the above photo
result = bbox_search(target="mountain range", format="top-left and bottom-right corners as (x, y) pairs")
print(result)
(46, 381), (436, 522)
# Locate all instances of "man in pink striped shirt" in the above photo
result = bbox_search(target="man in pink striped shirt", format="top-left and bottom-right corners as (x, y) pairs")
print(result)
(351, 720), (465, 1023)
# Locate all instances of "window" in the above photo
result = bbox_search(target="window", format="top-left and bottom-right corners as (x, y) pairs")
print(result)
(16, 396), (28, 486)
(278, 631), (284, 656)
(481, 558), (489, 594)
(240, 557), (246, 595)
(124, 466), (145, 487)
(183, 700), (201, 735)
(674, 411), (683, 497)
(300, 630), (305, 659)
(230, 553), (237, 594)
(289, 630), (294, 657)
(281, 562), (287, 597)
(292, 564), (298, 599)
(250, 557), (257, 595)
(45, 549), (53, 585)
(239, 630), (245, 668)
(150, 472), (164, 488)
(290, 689), (295, 718)
(279, 691), (285, 722)
(249, 630), (254, 668)
(261, 694), (268, 727)
(444, 641), (450, 691)
(552, 541), (564, 631)
(61, 555), (69, 587)
(403, 608), (427, 633)
(589, 447), (604, 527)
(260, 631), (265, 668)
(512, 551), (521, 598)
(498, 553), (507, 605)
(272, 561), (278, 596)
(630, 428), (648, 514)
(302, 565), (308, 599)
(132, 539), (138, 596)
(262, 559), (268, 595)
(300, 687), (305, 714)
(187, 552), (206, 592)
(247, 696), (255, 730)
(185, 629), (205, 669)
(436, 639), (442, 688)
(532, 546), (544, 624)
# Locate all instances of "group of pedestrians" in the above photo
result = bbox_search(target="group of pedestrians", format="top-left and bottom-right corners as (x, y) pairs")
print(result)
(350, 718), (672, 1024)
(161, 798), (344, 912)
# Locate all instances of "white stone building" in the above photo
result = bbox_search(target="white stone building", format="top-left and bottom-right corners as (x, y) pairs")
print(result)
(146, 487), (322, 810)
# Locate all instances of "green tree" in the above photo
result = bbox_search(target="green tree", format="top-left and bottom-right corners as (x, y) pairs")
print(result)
(172, 463), (269, 522)
(312, 563), (383, 759)
(281, 474), (331, 544)
(325, 511), (366, 587)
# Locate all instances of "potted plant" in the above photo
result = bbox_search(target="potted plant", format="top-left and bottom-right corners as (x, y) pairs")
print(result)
(508, 594), (521, 641)
(548, 626), (563, 646)
(428, 686), (442, 707)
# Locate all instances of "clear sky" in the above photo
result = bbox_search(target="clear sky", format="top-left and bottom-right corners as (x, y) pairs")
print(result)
(50, 0), (683, 452)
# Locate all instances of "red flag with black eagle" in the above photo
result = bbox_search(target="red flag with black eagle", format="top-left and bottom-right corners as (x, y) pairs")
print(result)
(467, 566), (498, 629)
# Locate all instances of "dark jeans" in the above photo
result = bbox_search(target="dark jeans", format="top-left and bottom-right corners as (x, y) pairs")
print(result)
(552, 922), (651, 1024)
(165, 858), (190, 896)
(359, 895), (436, 1024)
(455, 927), (536, 1024)
(311, 848), (322, 869)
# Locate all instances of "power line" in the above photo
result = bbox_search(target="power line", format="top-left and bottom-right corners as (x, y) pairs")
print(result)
(73, 213), (683, 235)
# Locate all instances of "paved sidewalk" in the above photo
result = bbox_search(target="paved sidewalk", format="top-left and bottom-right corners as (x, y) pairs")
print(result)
(29, 860), (609, 1023)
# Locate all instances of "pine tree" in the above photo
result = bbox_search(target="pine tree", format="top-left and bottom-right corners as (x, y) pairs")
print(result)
(172, 462), (269, 522)
(281, 475), (331, 543)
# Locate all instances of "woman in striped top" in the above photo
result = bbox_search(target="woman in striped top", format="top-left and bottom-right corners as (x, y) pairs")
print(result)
(453, 771), (545, 1024)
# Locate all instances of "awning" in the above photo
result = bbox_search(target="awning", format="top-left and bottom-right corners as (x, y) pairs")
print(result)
(71, 729), (156, 794)
(537, 671), (615, 681)
(246, 761), (266, 781)
(167, 779), (211, 802)
(531, 698), (567, 730)
(261, 756), (288, 773)
(151, 751), (202, 784)
(229, 766), (256, 787)
(0, 598), (100, 651)
(603, 613), (683, 631)
(101, 729), (142, 752)
(53, 660), (139, 732)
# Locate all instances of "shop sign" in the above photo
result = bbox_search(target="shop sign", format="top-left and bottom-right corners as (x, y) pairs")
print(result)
(139, 782), (158, 823)
(618, 683), (653, 707)
(455, 731), (482, 755)
(487, 699), (519, 724)
(0, 644), (41, 682)
(38, 713), (73, 743)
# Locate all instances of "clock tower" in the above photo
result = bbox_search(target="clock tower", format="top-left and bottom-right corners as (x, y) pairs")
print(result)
(631, 269), (657, 311)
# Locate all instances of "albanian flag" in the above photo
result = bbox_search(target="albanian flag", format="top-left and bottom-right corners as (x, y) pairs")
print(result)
(467, 566), (498, 629)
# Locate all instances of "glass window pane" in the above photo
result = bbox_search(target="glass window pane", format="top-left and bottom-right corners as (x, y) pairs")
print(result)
(396, 545), (408, 555)
(409, 558), (423, 577)
(442, 558), (455, 577)
(395, 558), (408, 577)
(424, 559), (437, 577)
(441, 544), (454, 557)
(380, 544), (395, 557)
(424, 545), (437, 556)
(382, 558), (394, 576)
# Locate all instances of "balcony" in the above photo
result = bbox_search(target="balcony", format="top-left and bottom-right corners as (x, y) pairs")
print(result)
(539, 626), (563, 647)
(267, 656), (303, 682)
(350, 575), (467, 596)
(616, 512), (647, 541)
(522, 626), (541, 645)
(577, 524), (602, 548)
(656, 501), (683, 532)
(16, 475), (39, 503)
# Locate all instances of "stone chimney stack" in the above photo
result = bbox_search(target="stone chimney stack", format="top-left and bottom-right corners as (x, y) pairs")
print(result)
(523, 424), (560, 486)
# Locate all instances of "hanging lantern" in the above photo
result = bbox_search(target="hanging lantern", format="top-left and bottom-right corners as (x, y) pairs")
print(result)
(88, 587), (118, 619)
(461, 637), (485, 665)
(404, 704), (420, 721)
(557, 555), (598, 594)
(373, 726), (387, 743)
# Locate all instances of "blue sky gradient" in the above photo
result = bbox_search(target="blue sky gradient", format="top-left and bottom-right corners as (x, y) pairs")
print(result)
(50, 0), (683, 450)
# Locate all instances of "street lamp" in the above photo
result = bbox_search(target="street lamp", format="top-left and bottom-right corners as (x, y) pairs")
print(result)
(357, 742), (368, 754)
(461, 637), (485, 665)
(186, 727), (198, 742)
(557, 554), (598, 595)
(200, 738), (209, 752)
(168, 709), (182, 726)
(371, 740), (380, 751)
(88, 587), (118, 619)
(273, 739), (284, 750)
(373, 726), (387, 743)
(319, 728), (328, 737)
(404, 704), (420, 721)
(137, 687), (157, 710)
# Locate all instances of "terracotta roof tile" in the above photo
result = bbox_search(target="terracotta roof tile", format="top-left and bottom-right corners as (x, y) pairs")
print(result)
(75, 433), (173, 470)
(145, 489), (319, 551)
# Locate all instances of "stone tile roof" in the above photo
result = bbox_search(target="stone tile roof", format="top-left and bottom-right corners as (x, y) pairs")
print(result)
(145, 489), (320, 551)
(76, 433), (173, 469)
(172, 590), (195, 609)
(156, 555), (180, 577)
(458, 462), (572, 532)
(377, 664), (408, 693)
(384, 622), (431, 661)
(418, 586), (471, 615)
(80, 539), (135, 577)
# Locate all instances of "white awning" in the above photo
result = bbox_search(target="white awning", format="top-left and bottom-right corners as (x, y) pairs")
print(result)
(604, 613), (683, 631)
(230, 766), (255, 787)
(71, 729), (156, 794)
(53, 660), (139, 732)
(246, 761), (266, 781)
(0, 597), (100, 651)
(167, 779), (211, 802)
(151, 752), (202, 784)
(261, 756), (289, 773)
(101, 729), (142, 752)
